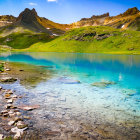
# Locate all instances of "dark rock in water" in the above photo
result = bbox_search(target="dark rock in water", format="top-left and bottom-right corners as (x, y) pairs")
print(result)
(92, 81), (116, 88)
(0, 77), (17, 83)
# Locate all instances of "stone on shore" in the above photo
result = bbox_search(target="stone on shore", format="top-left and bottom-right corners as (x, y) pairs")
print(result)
(5, 68), (11, 71)
(11, 127), (28, 139)
(7, 99), (13, 104)
(8, 120), (15, 126)
(0, 134), (4, 139)
(0, 77), (17, 83)
(16, 121), (28, 129)
(4, 93), (11, 99)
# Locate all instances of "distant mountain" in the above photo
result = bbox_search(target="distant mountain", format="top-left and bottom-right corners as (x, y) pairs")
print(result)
(0, 7), (140, 37)
(72, 7), (140, 31)
(0, 8), (70, 36)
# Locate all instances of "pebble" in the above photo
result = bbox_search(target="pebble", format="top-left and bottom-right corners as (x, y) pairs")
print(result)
(23, 116), (31, 119)
(16, 121), (28, 129)
(4, 93), (11, 99)
(0, 134), (4, 139)
(6, 90), (13, 95)
(14, 117), (23, 122)
(16, 112), (21, 116)
(7, 99), (13, 104)
(5, 68), (11, 71)
(5, 104), (13, 109)
(11, 127), (28, 139)
(0, 77), (17, 82)
(12, 95), (18, 99)
(8, 121), (15, 126)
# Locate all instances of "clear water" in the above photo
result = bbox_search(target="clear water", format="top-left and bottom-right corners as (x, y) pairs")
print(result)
(0, 52), (140, 129)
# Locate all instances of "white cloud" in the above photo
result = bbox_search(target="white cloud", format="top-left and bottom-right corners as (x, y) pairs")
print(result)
(47, 0), (57, 2)
(29, 2), (38, 6)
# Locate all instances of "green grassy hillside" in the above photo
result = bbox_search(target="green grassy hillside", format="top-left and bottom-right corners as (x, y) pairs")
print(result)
(0, 32), (53, 49)
(21, 26), (140, 54)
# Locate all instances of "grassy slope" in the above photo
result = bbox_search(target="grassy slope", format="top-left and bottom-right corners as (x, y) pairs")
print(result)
(0, 63), (4, 72)
(0, 32), (53, 49)
(22, 26), (140, 54)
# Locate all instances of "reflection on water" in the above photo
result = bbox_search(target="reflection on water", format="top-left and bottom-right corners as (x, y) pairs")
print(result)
(0, 52), (140, 139)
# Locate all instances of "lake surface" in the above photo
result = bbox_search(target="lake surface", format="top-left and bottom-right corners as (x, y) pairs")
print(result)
(0, 52), (140, 139)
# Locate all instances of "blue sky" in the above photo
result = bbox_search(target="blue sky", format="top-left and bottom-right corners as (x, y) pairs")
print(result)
(0, 0), (140, 24)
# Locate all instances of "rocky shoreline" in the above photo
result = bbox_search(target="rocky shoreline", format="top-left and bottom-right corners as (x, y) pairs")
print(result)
(0, 61), (140, 140)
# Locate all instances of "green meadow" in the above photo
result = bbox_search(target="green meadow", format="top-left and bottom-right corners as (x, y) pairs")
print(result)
(0, 26), (140, 54)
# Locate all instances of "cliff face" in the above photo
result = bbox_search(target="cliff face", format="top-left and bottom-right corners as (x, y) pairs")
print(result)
(71, 13), (110, 28)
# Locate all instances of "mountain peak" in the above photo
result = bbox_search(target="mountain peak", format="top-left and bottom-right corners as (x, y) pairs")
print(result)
(122, 7), (139, 16)
(16, 8), (38, 24)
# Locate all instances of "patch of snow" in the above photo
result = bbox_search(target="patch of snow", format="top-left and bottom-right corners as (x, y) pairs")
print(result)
(121, 25), (125, 28)
(52, 33), (59, 36)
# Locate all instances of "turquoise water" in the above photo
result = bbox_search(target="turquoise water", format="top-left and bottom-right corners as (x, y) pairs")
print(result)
(0, 52), (140, 128)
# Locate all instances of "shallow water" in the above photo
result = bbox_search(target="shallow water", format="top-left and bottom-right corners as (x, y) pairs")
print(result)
(0, 52), (140, 139)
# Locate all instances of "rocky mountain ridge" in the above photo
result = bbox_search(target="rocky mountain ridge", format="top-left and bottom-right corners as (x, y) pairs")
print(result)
(0, 7), (140, 36)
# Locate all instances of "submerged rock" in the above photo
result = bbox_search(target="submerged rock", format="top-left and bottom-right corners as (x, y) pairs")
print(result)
(58, 77), (81, 84)
(18, 105), (40, 111)
(0, 77), (17, 83)
(91, 81), (116, 88)
(16, 121), (28, 129)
